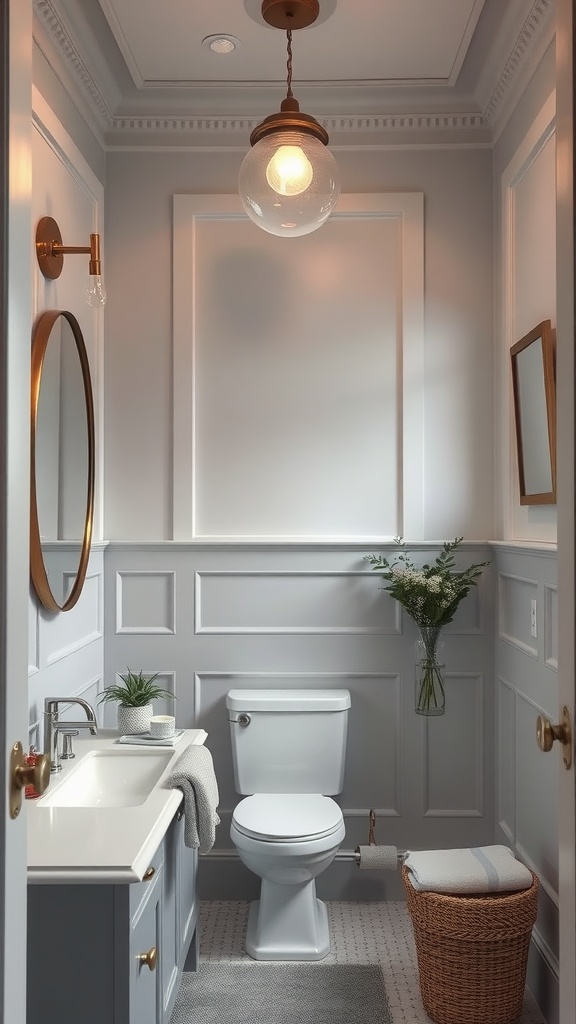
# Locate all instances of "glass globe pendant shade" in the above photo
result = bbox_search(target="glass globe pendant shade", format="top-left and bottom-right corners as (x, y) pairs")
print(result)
(239, 129), (340, 237)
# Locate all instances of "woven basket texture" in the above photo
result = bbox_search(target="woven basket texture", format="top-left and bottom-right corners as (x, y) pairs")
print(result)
(402, 865), (539, 1024)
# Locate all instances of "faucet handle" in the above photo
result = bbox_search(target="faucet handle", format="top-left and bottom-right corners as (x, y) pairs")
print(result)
(60, 731), (79, 760)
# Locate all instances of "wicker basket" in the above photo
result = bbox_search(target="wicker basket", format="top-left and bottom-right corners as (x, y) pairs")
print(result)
(402, 865), (539, 1024)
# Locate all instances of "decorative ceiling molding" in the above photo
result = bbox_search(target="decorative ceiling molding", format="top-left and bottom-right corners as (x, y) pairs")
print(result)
(110, 112), (488, 136)
(34, 0), (113, 129)
(33, 0), (554, 146)
(482, 0), (554, 127)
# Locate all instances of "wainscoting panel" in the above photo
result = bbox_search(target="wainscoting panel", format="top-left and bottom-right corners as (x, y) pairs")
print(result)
(497, 676), (516, 842)
(494, 544), (558, 1013)
(195, 571), (401, 634)
(40, 569), (102, 666)
(115, 570), (176, 633)
(499, 572), (539, 657)
(424, 673), (484, 816)
(28, 548), (105, 744)
(104, 541), (494, 900)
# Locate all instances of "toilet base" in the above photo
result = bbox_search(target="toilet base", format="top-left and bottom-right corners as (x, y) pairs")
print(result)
(245, 880), (330, 961)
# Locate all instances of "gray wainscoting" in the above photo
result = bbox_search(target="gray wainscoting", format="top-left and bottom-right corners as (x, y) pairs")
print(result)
(104, 542), (495, 902)
(493, 543), (558, 1023)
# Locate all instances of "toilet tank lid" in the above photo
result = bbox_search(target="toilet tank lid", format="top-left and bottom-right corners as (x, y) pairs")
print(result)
(226, 688), (351, 712)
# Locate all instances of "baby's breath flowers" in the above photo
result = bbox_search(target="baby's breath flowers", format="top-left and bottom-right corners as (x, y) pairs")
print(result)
(365, 539), (489, 714)
(364, 538), (489, 628)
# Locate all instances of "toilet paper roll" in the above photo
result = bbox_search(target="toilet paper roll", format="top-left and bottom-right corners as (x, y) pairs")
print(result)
(355, 845), (398, 870)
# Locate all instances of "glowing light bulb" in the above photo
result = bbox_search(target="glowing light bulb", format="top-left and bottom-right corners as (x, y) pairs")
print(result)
(86, 275), (107, 308)
(265, 145), (313, 197)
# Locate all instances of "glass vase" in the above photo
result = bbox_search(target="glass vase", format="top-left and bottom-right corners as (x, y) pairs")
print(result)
(415, 626), (445, 716)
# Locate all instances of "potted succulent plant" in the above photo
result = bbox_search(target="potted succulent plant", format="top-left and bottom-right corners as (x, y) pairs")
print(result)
(98, 669), (175, 735)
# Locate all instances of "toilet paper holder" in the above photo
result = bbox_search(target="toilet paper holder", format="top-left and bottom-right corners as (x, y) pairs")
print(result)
(354, 809), (402, 869)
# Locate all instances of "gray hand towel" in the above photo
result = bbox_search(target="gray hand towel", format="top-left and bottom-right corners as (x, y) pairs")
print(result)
(166, 744), (220, 854)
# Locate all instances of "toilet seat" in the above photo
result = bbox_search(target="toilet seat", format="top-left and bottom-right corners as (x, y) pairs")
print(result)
(232, 793), (343, 843)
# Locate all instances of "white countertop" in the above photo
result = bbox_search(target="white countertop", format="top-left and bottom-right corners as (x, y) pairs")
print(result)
(27, 728), (207, 884)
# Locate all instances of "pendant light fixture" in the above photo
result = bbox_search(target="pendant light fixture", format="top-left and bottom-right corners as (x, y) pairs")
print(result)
(239, 0), (340, 237)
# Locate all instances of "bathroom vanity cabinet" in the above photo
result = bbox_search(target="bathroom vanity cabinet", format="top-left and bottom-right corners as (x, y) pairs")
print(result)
(27, 806), (198, 1024)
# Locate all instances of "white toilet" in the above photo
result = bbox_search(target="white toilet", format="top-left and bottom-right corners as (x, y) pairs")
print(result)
(226, 687), (350, 961)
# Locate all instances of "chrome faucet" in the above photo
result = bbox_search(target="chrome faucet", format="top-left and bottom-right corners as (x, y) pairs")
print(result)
(43, 697), (98, 773)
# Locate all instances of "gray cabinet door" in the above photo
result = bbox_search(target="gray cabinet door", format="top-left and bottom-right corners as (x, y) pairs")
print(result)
(129, 868), (162, 1024)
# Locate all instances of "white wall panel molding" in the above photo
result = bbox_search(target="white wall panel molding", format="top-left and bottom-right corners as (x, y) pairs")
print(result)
(32, 85), (106, 543)
(498, 571), (538, 657)
(499, 90), (556, 543)
(423, 673), (484, 817)
(115, 570), (176, 634)
(516, 839), (559, 910)
(514, 689), (558, 901)
(194, 570), (402, 636)
(173, 193), (424, 543)
(28, 592), (40, 675)
(41, 571), (102, 667)
(497, 675), (516, 844)
(544, 584), (558, 670)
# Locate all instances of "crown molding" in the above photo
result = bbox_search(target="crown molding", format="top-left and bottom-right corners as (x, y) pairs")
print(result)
(33, 0), (554, 148)
(34, 0), (113, 131)
(109, 112), (488, 136)
(480, 0), (554, 131)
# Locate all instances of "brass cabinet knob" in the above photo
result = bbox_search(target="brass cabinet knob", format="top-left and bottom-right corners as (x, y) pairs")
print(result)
(137, 946), (158, 972)
(536, 706), (572, 770)
(143, 867), (155, 881)
(9, 742), (51, 818)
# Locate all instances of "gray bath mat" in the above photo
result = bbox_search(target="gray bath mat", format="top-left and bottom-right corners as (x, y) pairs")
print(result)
(171, 963), (391, 1024)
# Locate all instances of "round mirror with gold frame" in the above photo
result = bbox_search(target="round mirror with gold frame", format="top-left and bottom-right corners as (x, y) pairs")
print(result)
(30, 309), (95, 612)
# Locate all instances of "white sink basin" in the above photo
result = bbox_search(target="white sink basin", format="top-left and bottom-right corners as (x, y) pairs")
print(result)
(39, 748), (174, 808)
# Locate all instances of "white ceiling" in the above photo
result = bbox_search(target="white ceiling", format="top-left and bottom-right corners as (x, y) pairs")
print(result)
(33, 0), (554, 144)
(97, 0), (484, 88)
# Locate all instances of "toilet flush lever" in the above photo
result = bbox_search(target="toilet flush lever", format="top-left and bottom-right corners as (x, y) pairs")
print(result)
(238, 713), (251, 728)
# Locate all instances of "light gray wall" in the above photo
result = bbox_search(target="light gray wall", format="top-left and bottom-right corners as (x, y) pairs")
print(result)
(104, 146), (494, 542)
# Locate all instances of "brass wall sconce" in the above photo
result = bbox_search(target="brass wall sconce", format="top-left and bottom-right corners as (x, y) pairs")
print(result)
(36, 216), (107, 307)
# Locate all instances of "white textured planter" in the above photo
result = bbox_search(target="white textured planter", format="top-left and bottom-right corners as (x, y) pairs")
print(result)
(117, 703), (153, 735)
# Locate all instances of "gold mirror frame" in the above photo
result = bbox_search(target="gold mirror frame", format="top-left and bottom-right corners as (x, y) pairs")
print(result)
(30, 309), (95, 612)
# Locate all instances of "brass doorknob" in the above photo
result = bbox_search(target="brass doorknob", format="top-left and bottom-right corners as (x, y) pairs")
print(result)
(9, 742), (51, 819)
(137, 946), (158, 972)
(536, 707), (572, 770)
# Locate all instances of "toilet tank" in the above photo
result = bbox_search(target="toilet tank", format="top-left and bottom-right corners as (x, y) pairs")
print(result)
(226, 689), (351, 795)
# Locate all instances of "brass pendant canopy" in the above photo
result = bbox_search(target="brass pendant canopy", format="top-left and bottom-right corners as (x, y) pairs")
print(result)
(261, 0), (320, 30)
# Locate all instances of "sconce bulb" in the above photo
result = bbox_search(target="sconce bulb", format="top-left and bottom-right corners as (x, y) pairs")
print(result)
(86, 275), (107, 308)
(265, 145), (313, 197)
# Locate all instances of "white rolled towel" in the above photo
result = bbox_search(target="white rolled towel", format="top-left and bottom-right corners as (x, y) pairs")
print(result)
(404, 845), (533, 894)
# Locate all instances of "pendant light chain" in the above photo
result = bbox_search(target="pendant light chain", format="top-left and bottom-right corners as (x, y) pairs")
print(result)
(286, 24), (293, 99)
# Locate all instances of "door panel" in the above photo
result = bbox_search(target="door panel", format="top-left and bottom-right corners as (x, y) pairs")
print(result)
(0, 3), (33, 1024)
(555, 1), (576, 1021)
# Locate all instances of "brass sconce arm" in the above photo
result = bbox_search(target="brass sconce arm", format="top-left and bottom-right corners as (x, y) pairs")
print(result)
(36, 216), (102, 280)
(36, 216), (106, 306)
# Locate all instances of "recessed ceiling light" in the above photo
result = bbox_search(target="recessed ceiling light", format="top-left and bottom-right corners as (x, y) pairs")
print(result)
(202, 34), (240, 54)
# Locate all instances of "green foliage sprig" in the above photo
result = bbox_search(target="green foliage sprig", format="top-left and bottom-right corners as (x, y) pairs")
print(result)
(97, 669), (176, 708)
(365, 537), (489, 628)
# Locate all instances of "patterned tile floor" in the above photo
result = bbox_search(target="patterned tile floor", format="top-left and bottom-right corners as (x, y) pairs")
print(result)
(198, 900), (546, 1024)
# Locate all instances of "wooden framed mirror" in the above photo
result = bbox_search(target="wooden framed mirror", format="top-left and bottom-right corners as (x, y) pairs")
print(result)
(510, 319), (556, 505)
(30, 309), (95, 611)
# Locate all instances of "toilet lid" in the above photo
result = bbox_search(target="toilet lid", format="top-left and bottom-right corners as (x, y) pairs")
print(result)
(232, 794), (343, 842)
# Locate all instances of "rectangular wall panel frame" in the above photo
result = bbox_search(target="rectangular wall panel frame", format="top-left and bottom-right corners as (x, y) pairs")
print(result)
(173, 193), (424, 543)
